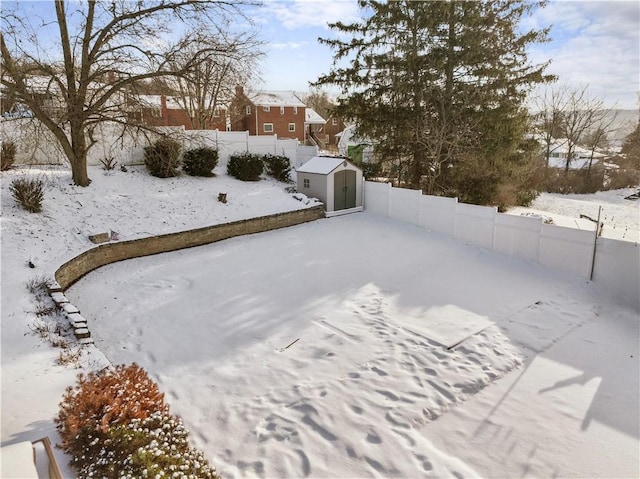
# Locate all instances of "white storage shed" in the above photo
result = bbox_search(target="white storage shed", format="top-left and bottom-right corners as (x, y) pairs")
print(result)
(296, 156), (363, 213)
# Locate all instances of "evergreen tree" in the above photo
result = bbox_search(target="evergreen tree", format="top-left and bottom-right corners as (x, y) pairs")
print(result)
(315, 0), (553, 205)
(621, 121), (640, 167)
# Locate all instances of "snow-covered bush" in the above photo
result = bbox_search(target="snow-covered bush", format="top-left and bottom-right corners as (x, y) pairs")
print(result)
(1, 140), (16, 171)
(183, 147), (218, 177)
(56, 363), (219, 478)
(10, 177), (44, 212)
(79, 411), (219, 478)
(227, 152), (263, 181)
(262, 153), (291, 182)
(56, 363), (166, 464)
(144, 138), (181, 178)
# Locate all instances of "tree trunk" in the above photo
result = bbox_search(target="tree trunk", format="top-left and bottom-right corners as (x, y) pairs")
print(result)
(70, 119), (91, 186)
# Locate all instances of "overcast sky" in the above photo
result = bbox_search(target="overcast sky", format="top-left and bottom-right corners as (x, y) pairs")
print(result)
(255, 0), (640, 109)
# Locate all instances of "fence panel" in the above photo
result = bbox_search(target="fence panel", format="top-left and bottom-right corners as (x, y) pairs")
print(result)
(389, 187), (422, 225)
(419, 195), (457, 237)
(363, 181), (391, 216)
(248, 134), (278, 157)
(493, 213), (543, 261)
(455, 203), (497, 250)
(592, 238), (640, 310)
(539, 224), (595, 278)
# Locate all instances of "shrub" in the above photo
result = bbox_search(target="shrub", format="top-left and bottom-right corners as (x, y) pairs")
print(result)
(10, 177), (44, 213)
(144, 137), (181, 178)
(544, 169), (604, 194)
(100, 156), (118, 171)
(263, 153), (292, 182)
(183, 147), (219, 177)
(1, 140), (16, 171)
(360, 160), (382, 180)
(79, 411), (219, 479)
(56, 363), (166, 462)
(56, 363), (219, 478)
(227, 152), (263, 181)
(25, 274), (52, 295)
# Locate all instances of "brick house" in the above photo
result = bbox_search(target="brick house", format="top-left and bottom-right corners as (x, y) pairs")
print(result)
(128, 95), (227, 130)
(126, 87), (329, 144)
(230, 87), (321, 142)
(322, 114), (347, 150)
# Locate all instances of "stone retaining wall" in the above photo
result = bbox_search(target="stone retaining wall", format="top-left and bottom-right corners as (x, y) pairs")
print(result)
(51, 205), (325, 342)
(55, 205), (325, 290)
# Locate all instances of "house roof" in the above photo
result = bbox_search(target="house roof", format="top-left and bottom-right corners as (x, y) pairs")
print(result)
(135, 95), (182, 109)
(251, 90), (305, 107)
(297, 156), (354, 175)
(305, 108), (326, 125)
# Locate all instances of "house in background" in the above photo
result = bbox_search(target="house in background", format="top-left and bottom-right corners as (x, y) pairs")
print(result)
(305, 108), (328, 148)
(77, 83), (329, 145)
(324, 114), (347, 150)
(546, 140), (610, 170)
(126, 94), (227, 130)
(337, 124), (374, 164)
(229, 87), (311, 142)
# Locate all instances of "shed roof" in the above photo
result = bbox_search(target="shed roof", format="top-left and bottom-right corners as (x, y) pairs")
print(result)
(297, 156), (355, 175)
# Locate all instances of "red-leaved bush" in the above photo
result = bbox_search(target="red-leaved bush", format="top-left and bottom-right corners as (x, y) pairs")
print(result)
(56, 364), (166, 460)
(56, 363), (219, 477)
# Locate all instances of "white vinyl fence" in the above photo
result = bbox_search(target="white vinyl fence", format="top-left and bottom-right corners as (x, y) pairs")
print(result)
(364, 181), (640, 310)
(1, 119), (318, 170)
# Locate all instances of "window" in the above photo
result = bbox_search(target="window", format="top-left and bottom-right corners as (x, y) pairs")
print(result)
(293, 106), (298, 115)
(213, 108), (221, 117)
(263, 123), (273, 133)
(303, 178), (310, 188)
(280, 106), (285, 115)
(288, 123), (296, 132)
(245, 105), (251, 115)
(263, 106), (270, 112)
(332, 118), (338, 126)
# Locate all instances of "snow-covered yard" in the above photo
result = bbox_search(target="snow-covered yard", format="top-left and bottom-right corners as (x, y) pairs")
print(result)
(508, 189), (640, 242)
(1, 164), (638, 477)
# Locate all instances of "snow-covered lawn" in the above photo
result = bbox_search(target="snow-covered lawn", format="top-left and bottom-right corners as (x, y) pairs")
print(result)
(508, 188), (640, 242)
(2, 164), (638, 477)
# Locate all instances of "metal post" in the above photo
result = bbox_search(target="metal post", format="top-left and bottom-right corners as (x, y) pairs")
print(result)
(589, 205), (602, 281)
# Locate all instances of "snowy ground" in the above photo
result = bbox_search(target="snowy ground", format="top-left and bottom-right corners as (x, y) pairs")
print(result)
(1, 164), (639, 478)
(508, 188), (640, 242)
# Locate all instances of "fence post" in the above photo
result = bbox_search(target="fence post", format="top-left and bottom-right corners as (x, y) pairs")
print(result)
(589, 205), (602, 280)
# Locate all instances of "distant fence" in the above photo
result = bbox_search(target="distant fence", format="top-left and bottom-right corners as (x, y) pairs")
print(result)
(1, 119), (318, 170)
(364, 181), (639, 310)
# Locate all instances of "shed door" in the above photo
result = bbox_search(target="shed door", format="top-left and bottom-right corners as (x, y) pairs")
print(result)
(334, 169), (356, 210)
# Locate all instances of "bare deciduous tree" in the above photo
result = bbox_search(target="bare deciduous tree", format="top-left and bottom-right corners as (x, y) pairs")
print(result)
(561, 86), (608, 173)
(168, 25), (264, 130)
(1, 0), (258, 187)
(532, 83), (571, 168)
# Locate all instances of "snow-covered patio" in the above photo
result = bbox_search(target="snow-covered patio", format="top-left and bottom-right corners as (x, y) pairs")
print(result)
(66, 212), (639, 478)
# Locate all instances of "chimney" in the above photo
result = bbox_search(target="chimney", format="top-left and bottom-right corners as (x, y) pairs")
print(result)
(235, 85), (244, 97)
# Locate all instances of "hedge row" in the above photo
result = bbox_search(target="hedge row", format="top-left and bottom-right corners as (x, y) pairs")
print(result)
(143, 138), (292, 183)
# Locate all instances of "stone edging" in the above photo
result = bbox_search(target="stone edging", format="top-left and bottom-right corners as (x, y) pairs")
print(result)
(47, 205), (326, 343)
